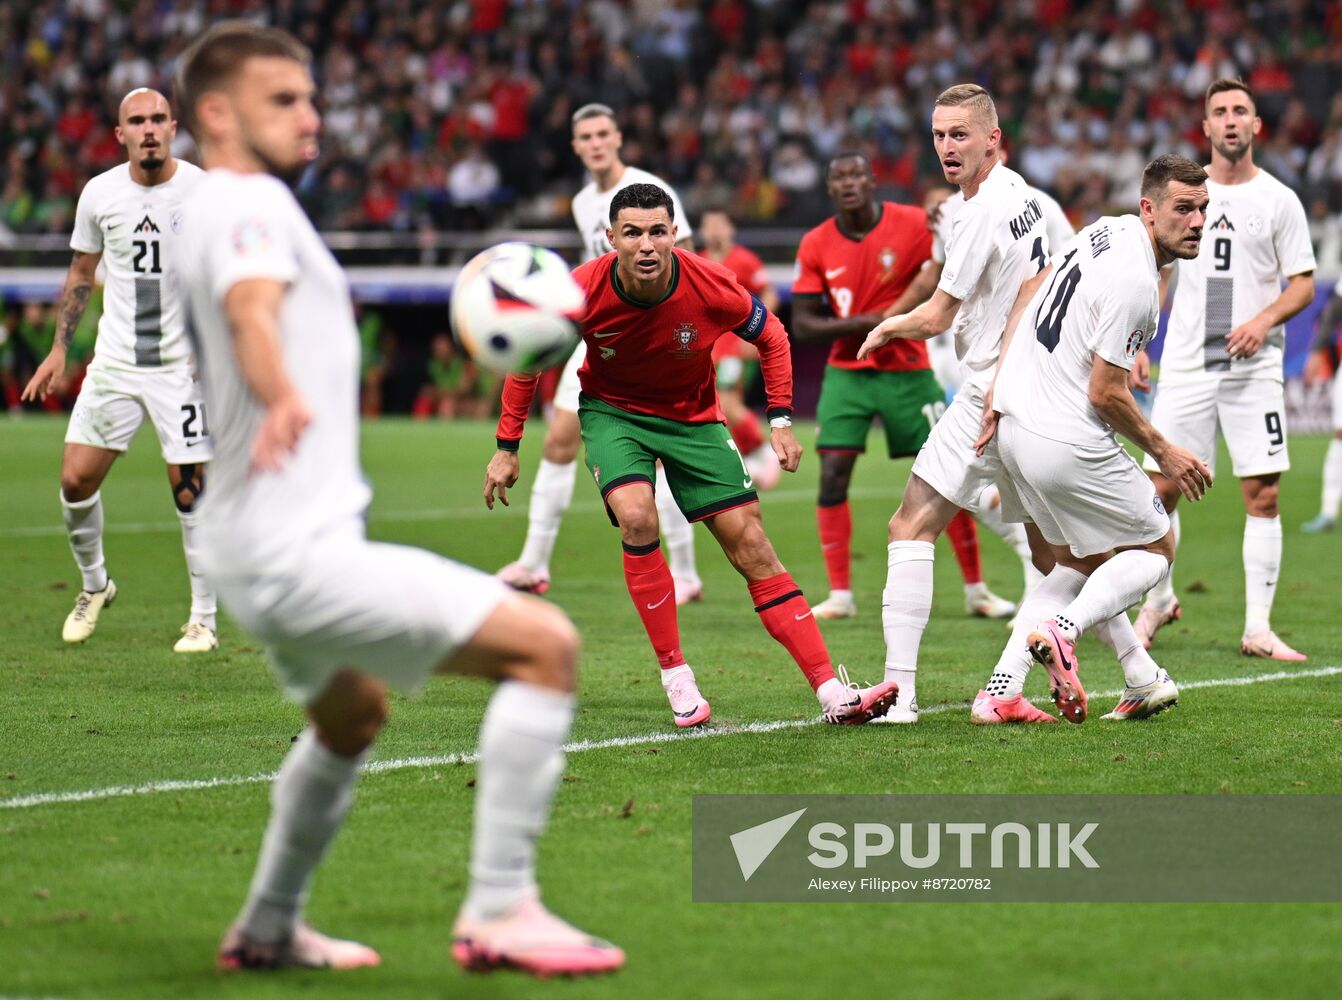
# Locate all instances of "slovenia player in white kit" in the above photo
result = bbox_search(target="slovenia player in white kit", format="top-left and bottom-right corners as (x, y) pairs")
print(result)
(854, 84), (1051, 721)
(174, 22), (621, 977)
(21, 89), (217, 653)
(976, 155), (1215, 724)
(1132, 80), (1317, 661)
(494, 104), (702, 602)
(1303, 285), (1342, 532)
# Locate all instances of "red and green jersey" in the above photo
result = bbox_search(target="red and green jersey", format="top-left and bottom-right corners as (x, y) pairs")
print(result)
(793, 201), (932, 372)
(497, 248), (793, 447)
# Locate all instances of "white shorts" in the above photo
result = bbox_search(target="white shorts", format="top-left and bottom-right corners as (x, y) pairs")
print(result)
(212, 526), (508, 706)
(66, 363), (213, 464)
(997, 418), (1170, 558)
(1332, 372), (1342, 431)
(909, 385), (1002, 511)
(554, 340), (587, 415)
(1142, 374), (1289, 479)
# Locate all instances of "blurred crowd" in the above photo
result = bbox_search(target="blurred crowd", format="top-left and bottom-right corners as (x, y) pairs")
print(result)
(4, 0), (1342, 244)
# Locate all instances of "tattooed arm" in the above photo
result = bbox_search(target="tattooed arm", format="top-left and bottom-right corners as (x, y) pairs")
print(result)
(21, 250), (101, 401)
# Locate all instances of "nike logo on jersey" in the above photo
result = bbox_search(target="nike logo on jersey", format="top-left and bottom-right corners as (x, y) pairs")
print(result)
(824, 266), (847, 280)
(107, 222), (122, 230)
(592, 330), (621, 338)
(646, 592), (672, 610)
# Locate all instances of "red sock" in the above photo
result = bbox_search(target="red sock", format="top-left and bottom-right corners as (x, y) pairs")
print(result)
(730, 413), (765, 456)
(946, 509), (982, 585)
(748, 572), (836, 691)
(816, 501), (852, 591)
(622, 541), (684, 669)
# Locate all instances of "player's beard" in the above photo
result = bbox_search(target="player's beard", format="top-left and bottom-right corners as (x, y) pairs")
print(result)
(1213, 135), (1252, 163)
(252, 143), (312, 188)
(139, 152), (166, 173)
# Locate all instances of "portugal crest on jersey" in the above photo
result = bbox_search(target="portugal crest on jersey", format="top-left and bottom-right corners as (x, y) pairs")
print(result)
(673, 322), (698, 352)
(877, 246), (898, 284)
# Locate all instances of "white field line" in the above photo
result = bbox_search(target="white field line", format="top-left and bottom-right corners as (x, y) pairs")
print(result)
(3, 665), (1339, 813)
(0, 486), (895, 539)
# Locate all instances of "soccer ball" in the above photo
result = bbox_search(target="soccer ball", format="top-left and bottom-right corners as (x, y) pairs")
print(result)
(451, 242), (585, 373)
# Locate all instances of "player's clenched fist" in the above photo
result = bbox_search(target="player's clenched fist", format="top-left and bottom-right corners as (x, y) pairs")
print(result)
(770, 425), (803, 473)
(483, 450), (521, 509)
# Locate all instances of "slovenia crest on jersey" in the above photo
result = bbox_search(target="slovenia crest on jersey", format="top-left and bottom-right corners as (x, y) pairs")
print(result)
(1246, 215), (1265, 236)
(673, 322), (698, 353)
(170, 210), (183, 234)
(1125, 330), (1145, 359)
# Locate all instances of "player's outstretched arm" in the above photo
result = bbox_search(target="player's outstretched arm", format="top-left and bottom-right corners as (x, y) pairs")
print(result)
(225, 278), (312, 473)
(1227, 271), (1315, 360)
(20, 250), (101, 401)
(857, 288), (961, 359)
(1089, 355), (1211, 502)
(973, 266), (1052, 456)
(486, 373), (542, 508)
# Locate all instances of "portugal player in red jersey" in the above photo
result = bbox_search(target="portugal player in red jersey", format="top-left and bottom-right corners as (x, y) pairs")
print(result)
(699, 206), (781, 489)
(791, 153), (1015, 638)
(485, 183), (898, 728)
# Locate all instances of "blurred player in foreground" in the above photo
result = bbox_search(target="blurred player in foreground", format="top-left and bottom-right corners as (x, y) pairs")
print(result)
(1303, 287), (1342, 532)
(175, 21), (621, 977)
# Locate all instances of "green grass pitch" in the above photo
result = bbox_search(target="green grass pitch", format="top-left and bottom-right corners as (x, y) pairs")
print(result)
(2, 416), (1339, 999)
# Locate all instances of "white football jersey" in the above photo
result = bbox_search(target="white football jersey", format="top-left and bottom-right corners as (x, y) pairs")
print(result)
(571, 165), (692, 262)
(1160, 169), (1314, 380)
(937, 163), (1051, 391)
(933, 183), (1075, 267)
(179, 170), (370, 577)
(70, 160), (205, 370)
(996, 214), (1159, 447)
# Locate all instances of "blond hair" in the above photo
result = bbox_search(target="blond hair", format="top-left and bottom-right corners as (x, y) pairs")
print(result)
(933, 84), (999, 131)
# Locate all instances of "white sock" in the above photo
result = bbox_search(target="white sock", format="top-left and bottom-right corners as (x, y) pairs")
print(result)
(985, 566), (1086, 698)
(464, 681), (576, 920)
(1146, 509), (1179, 608)
(1060, 549), (1169, 636)
(1091, 614), (1160, 688)
(518, 459), (576, 575)
(656, 465), (699, 584)
(238, 729), (365, 943)
(660, 663), (693, 688)
(177, 508), (217, 631)
(1243, 514), (1282, 635)
(61, 490), (108, 593)
(881, 541), (934, 688)
(975, 485), (1037, 592)
(1321, 437), (1342, 519)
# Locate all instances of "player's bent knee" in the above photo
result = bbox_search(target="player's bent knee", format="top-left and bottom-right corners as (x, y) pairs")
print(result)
(310, 671), (389, 756)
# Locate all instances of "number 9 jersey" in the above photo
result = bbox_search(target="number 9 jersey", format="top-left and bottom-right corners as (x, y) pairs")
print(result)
(70, 160), (205, 371)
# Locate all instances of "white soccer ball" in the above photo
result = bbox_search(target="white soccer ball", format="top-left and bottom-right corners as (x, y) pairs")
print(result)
(451, 242), (585, 373)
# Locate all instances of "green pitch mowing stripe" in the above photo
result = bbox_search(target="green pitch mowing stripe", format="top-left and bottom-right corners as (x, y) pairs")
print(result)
(5, 664), (1338, 812)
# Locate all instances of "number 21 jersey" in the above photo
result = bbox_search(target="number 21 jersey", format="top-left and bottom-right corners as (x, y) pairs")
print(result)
(70, 160), (205, 371)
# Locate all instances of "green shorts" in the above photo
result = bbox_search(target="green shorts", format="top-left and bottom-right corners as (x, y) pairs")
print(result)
(579, 395), (758, 524)
(815, 366), (946, 457)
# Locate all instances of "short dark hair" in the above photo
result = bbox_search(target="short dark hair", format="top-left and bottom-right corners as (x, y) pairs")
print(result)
(1206, 78), (1256, 113)
(608, 182), (674, 225)
(827, 151), (872, 175)
(1140, 154), (1208, 201)
(174, 20), (311, 135)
